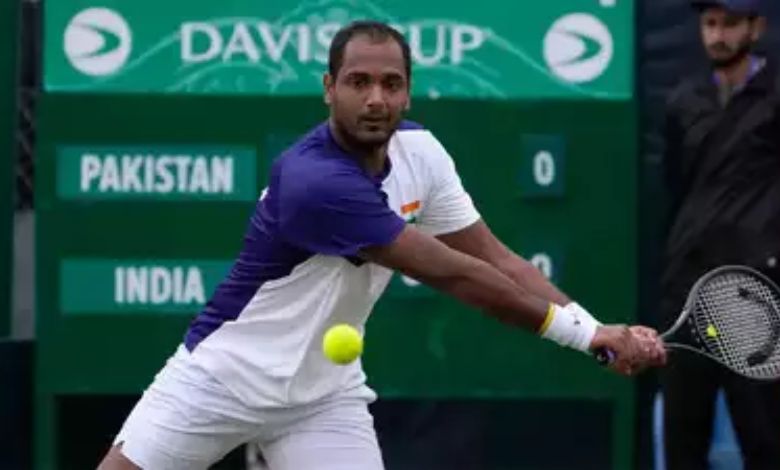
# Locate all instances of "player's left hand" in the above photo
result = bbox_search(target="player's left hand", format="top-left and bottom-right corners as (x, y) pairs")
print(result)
(628, 326), (667, 370)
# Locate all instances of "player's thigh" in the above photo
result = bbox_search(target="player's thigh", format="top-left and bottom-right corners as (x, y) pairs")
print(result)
(261, 398), (384, 470)
(114, 408), (249, 470)
(110, 346), (259, 469)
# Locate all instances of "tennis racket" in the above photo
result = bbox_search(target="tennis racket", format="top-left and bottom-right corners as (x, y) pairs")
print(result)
(595, 265), (780, 381)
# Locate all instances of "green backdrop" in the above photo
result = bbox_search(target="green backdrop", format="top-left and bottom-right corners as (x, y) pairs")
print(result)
(36, 1), (639, 468)
(45, 0), (632, 99)
(36, 94), (637, 468)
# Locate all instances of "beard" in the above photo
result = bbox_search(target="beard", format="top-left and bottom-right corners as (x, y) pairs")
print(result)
(332, 113), (402, 152)
(708, 39), (753, 69)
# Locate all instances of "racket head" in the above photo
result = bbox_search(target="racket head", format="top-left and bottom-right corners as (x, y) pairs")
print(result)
(669, 265), (780, 381)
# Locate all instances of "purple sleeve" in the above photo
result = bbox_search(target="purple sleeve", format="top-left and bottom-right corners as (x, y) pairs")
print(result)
(278, 167), (406, 256)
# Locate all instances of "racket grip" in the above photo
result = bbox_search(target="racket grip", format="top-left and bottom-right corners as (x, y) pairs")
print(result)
(594, 347), (616, 365)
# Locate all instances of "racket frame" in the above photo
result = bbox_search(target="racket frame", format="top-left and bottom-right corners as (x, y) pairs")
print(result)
(595, 265), (780, 381)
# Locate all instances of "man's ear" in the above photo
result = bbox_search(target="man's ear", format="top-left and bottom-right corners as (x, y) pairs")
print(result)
(323, 73), (333, 105)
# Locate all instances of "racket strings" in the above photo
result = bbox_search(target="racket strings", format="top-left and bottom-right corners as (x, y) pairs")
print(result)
(692, 272), (780, 380)
(699, 276), (763, 366)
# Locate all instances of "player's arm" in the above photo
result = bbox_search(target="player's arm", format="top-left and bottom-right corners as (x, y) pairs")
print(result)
(403, 132), (666, 371)
(437, 220), (570, 306)
(433, 220), (666, 368)
(278, 162), (657, 373)
(361, 225), (652, 369)
(362, 225), (549, 331)
(414, 131), (569, 310)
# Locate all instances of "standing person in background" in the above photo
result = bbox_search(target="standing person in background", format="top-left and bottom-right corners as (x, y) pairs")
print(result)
(660, 1), (780, 468)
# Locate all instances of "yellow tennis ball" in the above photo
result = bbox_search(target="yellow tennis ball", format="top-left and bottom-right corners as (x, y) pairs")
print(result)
(323, 324), (363, 365)
(706, 324), (718, 338)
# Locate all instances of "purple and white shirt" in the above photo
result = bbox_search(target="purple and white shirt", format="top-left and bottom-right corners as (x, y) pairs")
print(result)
(185, 121), (480, 407)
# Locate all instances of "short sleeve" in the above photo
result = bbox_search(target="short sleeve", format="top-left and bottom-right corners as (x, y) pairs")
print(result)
(277, 165), (406, 256)
(417, 133), (481, 235)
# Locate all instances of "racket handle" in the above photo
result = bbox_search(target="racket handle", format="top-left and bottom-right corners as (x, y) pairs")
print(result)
(594, 347), (616, 365)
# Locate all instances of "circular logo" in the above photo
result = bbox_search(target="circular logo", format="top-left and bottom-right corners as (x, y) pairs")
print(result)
(543, 13), (613, 84)
(64, 8), (132, 76)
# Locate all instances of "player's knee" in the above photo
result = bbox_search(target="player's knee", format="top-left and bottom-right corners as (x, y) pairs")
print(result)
(97, 444), (141, 470)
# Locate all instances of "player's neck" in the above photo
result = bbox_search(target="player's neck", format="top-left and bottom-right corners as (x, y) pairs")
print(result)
(360, 149), (389, 176)
(328, 120), (388, 177)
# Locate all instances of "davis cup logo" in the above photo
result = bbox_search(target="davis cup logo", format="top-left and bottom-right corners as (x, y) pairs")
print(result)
(543, 13), (613, 84)
(64, 8), (132, 76)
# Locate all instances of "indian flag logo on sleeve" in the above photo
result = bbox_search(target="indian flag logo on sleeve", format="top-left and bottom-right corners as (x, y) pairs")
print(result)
(401, 200), (421, 224)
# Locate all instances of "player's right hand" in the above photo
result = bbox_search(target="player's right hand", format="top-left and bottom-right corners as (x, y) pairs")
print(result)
(629, 325), (667, 368)
(589, 325), (652, 376)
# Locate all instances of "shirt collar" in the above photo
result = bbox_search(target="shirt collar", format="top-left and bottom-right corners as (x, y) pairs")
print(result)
(322, 121), (393, 185)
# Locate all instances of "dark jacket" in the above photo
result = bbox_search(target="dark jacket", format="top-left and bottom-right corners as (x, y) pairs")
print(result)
(660, 58), (780, 320)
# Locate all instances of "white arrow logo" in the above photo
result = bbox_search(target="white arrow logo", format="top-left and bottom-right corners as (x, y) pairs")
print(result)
(544, 13), (613, 84)
(64, 8), (132, 76)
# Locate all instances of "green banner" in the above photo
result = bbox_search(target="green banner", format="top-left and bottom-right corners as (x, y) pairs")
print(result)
(60, 260), (435, 312)
(60, 259), (231, 313)
(45, 0), (633, 99)
(56, 146), (257, 200)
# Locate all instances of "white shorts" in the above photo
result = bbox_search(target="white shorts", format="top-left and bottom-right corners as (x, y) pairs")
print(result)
(113, 345), (383, 470)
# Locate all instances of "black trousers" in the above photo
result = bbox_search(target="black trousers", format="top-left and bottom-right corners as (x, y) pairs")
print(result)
(661, 346), (780, 470)
(659, 230), (780, 469)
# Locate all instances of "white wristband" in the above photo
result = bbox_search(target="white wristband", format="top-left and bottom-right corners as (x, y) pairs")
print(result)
(539, 302), (601, 352)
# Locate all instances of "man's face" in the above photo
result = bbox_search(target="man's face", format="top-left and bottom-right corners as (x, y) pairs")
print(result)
(700, 7), (762, 68)
(324, 35), (410, 149)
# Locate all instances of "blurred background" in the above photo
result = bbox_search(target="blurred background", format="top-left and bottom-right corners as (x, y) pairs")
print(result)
(2, 0), (779, 469)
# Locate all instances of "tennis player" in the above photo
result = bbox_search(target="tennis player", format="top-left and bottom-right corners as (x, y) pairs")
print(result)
(98, 20), (666, 470)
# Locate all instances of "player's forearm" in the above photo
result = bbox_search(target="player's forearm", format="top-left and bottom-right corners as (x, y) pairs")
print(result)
(487, 253), (603, 353)
(436, 221), (569, 306)
(493, 253), (570, 306)
(418, 256), (550, 331)
(363, 226), (598, 350)
(434, 262), (602, 353)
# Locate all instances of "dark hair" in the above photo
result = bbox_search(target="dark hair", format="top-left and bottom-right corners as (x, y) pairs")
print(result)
(328, 20), (412, 80)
